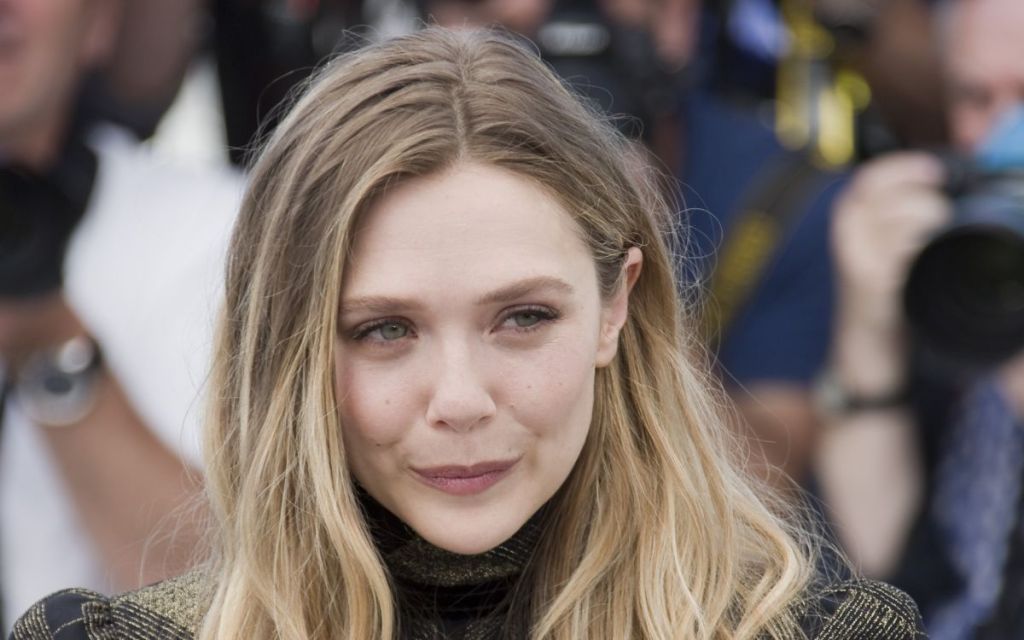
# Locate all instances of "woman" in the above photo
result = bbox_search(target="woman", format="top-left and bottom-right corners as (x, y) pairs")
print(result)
(10, 28), (923, 640)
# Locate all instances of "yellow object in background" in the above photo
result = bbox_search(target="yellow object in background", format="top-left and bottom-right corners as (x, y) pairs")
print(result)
(776, 0), (869, 168)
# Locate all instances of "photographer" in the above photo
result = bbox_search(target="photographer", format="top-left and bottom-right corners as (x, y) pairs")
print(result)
(0, 0), (241, 629)
(815, 0), (1024, 636)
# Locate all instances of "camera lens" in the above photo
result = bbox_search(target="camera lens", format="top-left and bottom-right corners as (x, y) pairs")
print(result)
(905, 225), (1024, 368)
(955, 232), (1024, 317)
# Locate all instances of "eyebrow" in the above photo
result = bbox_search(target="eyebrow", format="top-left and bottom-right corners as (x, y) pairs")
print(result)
(339, 296), (423, 317)
(340, 276), (575, 316)
(475, 276), (575, 305)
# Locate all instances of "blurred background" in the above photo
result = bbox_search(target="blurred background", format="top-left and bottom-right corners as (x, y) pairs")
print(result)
(141, 0), (951, 169)
(2, 0), (1023, 638)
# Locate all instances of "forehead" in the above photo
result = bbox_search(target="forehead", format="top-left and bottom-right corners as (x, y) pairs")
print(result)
(948, 0), (1024, 81)
(343, 162), (597, 300)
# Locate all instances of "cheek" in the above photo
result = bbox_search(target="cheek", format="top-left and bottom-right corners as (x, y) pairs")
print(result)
(502, 339), (597, 444)
(334, 357), (415, 448)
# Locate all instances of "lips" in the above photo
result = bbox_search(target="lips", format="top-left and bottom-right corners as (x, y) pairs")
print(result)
(412, 458), (519, 496)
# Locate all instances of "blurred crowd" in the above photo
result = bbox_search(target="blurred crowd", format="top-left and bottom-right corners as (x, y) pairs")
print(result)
(1, 0), (1023, 638)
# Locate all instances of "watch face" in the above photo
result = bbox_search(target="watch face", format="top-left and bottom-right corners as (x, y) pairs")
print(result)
(15, 336), (101, 427)
(18, 373), (98, 427)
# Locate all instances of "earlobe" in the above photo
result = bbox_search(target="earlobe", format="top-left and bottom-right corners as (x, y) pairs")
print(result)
(596, 247), (643, 367)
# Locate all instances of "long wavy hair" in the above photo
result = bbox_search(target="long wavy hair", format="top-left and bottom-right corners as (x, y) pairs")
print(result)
(199, 27), (817, 640)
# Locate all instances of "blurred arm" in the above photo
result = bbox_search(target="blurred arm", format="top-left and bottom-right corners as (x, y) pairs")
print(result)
(1, 294), (205, 589)
(731, 384), (819, 496)
(813, 153), (950, 577)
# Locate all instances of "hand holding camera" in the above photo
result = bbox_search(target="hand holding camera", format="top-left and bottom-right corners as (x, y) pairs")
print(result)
(830, 152), (952, 396)
(834, 104), (1024, 384)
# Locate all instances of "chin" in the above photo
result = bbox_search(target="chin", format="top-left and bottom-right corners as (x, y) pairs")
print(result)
(406, 499), (535, 555)
(424, 532), (509, 556)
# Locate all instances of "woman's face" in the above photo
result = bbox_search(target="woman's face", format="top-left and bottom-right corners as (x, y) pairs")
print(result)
(335, 161), (638, 554)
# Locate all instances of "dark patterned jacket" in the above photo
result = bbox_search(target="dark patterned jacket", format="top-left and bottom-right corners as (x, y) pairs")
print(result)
(9, 570), (926, 639)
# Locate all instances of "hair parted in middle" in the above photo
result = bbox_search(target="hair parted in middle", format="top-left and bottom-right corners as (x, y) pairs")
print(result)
(200, 26), (818, 640)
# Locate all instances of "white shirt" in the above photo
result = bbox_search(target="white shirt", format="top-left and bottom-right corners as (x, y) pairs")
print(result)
(0, 126), (242, 627)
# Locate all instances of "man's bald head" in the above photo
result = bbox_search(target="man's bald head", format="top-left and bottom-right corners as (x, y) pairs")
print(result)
(945, 0), (1024, 151)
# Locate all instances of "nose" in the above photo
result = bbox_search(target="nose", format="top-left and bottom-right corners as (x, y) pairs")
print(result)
(424, 342), (497, 433)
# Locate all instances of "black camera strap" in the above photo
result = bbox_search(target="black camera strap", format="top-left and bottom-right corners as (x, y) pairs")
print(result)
(699, 153), (833, 346)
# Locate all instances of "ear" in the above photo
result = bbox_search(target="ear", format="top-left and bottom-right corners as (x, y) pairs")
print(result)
(595, 247), (643, 367)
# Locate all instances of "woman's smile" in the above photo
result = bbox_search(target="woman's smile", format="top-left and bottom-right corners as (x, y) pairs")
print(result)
(410, 457), (522, 496)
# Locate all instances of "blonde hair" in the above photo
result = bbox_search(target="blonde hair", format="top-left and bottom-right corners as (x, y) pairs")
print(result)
(200, 27), (817, 640)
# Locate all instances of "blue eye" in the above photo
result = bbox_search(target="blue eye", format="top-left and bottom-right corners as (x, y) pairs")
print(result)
(501, 306), (558, 331)
(352, 319), (412, 342)
(511, 310), (544, 328)
(377, 322), (408, 340)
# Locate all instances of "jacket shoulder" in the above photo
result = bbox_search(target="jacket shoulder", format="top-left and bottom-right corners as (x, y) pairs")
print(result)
(9, 571), (206, 640)
(800, 579), (926, 639)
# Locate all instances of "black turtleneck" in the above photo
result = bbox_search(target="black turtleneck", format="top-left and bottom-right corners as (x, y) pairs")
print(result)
(357, 489), (543, 640)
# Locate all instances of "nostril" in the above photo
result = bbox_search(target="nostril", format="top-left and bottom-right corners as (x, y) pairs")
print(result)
(426, 399), (496, 432)
(425, 376), (497, 432)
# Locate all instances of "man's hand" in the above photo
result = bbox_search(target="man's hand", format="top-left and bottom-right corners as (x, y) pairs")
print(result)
(831, 152), (952, 395)
(833, 152), (951, 329)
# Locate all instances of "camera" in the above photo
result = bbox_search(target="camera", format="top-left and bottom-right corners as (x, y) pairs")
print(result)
(903, 158), (1024, 369)
(534, 7), (678, 141)
(0, 142), (96, 299)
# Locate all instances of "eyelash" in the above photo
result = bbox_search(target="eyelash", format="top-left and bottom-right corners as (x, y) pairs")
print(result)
(498, 305), (560, 333)
(347, 305), (560, 344)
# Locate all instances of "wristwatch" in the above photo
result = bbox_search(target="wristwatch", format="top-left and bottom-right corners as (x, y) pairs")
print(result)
(14, 335), (103, 427)
(814, 370), (909, 416)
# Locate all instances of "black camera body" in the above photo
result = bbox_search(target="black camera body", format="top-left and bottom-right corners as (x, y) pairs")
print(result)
(904, 158), (1024, 369)
(0, 141), (96, 299)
